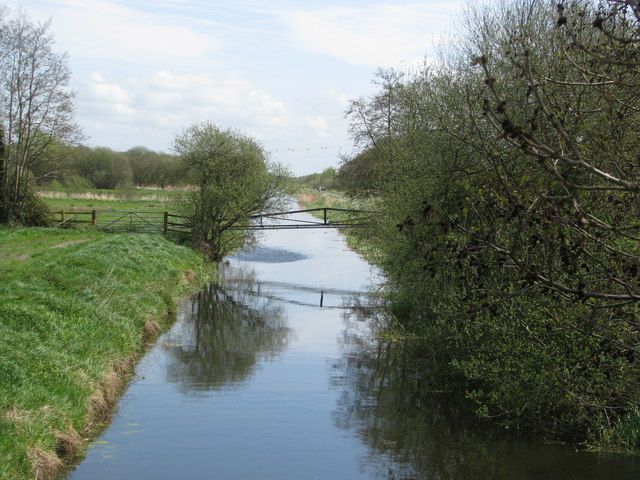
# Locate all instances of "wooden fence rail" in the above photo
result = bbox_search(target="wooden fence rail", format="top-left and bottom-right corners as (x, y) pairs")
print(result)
(50, 210), (192, 236)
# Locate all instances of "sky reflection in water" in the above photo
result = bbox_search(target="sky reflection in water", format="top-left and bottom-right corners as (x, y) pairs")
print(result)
(67, 218), (640, 480)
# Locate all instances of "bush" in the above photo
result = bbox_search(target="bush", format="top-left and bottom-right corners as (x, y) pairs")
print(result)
(0, 189), (51, 226)
(72, 147), (133, 189)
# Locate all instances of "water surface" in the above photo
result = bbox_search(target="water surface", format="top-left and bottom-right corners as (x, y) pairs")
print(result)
(67, 214), (640, 479)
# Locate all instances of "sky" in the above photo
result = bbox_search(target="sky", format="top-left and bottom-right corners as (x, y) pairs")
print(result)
(18, 0), (461, 176)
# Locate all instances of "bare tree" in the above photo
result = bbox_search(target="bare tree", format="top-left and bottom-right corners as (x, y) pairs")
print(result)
(0, 7), (82, 224)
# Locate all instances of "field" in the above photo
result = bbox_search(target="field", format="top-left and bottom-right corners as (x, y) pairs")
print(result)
(36, 187), (185, 213)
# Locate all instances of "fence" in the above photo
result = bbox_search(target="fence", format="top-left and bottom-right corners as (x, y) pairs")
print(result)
(241, 207), (372, 230)
(50, 207), (372, 235)
(50, 210), (192, 236)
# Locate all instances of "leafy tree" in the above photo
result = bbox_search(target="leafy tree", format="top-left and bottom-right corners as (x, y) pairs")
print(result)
(466, 0), (640, 306)
(346, 68), (405, 165)
(172, 121), (290, 260)
(451, 0), (640, 430)
(0, 6), (82, 224)
(338, 147), (383, 193)
(296, 166), (341, 190)
(72, 147), (133, 189)
(126, 146), (181, 187)
(346, 0), (640, 443)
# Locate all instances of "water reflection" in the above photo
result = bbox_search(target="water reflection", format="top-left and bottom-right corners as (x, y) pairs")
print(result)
(66, 219), (640, 480)
(332, 309), (640, 480)
(162, 270), (292, 393)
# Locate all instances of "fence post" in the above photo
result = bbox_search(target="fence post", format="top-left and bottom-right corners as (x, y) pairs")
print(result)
(323, 208), (327, 225)
(92, 210), (97, 227)
(61, 210), (65, 224)
(164, 212), (169, 235)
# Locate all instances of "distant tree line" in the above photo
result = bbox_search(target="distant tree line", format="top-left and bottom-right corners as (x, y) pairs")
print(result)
(342, 0), (640, 448)
(295, 167), (341, 190)
(37, 145), (186, 190)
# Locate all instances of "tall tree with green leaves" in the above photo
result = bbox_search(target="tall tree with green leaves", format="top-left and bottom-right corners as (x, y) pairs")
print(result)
(0, 6), (82, 224)
(173, 121), (290, 260)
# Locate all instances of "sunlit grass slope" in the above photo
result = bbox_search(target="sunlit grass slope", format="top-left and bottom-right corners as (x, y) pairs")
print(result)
(0, 227), (211, 480)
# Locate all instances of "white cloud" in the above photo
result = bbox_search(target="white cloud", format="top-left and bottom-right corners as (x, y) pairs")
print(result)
(77, 69), (306, 151)
(25, 0), (454, 174)
(276, 3), (459, 67)
(44, 0), (216, 66)
(89, 79), (131, 104)
(326, 89), (351, 107)
(90, 72), (106, 83)
(86, 74), (135, 118)
(306, 115), (329, 133)
(142, 70), (288, 122)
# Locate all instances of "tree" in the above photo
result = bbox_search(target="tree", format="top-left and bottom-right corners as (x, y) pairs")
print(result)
(0, 6), (82, 224)
(172, 121), (290, 260)
(126, 146), (180, 188)
(346, 0), (640, 442)
(72, 147), (133, 189)
(468, 0), (640, 306)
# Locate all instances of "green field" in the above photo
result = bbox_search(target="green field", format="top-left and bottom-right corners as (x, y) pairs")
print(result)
(0, 227), (213, 480)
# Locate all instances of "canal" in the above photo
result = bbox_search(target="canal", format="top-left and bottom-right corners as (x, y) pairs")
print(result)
(66, 212), (640, 479)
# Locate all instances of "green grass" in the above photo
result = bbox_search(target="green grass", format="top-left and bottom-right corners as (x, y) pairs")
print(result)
(0, 226), (213, 480)
(601, 407), (640, 452)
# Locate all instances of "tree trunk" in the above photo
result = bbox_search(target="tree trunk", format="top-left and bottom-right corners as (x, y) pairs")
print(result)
(0, 131), (8, 224)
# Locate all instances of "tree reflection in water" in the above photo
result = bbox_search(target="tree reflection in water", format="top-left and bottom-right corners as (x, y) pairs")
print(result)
(162, 266), (292, 394)
(331, 306), (640, 480)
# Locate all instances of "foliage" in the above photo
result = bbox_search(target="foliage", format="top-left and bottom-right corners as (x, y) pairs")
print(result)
(172, 121), (291, 260)
(72, 147), (133, 190)
(4, 188), (51, 227)
(296, 167), (341, 190)
(48, 175), (94, 192)
(126, 146), (181, 188)
(346, 0), (640, 446)
(0, 227), (213, 480)
(337, 147), (383, 193)
(32, 144), (186, 191)
(604, 407), (640, 451)
(0, 6), (82, 225)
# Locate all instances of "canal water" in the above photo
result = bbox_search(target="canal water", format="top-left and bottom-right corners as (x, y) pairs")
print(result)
(67, 212), (640, 479)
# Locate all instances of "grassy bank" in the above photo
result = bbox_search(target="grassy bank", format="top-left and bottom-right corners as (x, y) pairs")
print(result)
(0, 227), (213, 480)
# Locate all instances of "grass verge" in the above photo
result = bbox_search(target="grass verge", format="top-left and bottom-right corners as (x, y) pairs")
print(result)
(0, 227), (214, 480)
